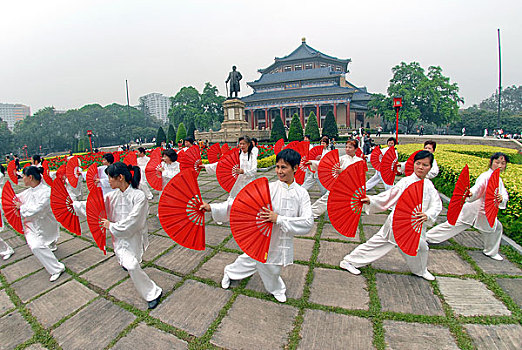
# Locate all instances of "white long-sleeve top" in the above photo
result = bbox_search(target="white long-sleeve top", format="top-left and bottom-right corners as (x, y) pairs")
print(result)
(106, 186), (150, 263)
(97, 165), (115, 196)
(364, 174), (442, 244)
(229, 150), (258, 198)
(339, 154), (364, 170)
(211, 180), (314, 266)
(454, 168), (508, 232)
(18, 182), (60, 245)
(309, 148), (330, 172)
(161, 161), (180, 188)
(137, 155), (150, 184)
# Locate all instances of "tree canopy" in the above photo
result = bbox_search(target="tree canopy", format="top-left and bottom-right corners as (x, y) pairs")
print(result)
(304, 112), (320, 141)
(322, 111), (338, 139)
(156, 127), (166, 146)
(176, 122), (187, 143)
(479, 85), (522, 114)
(288, 114), (304, 141)
(270, 115), (287, 142)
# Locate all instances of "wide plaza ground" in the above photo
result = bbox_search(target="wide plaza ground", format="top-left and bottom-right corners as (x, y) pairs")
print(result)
(1, 159), (521, 349)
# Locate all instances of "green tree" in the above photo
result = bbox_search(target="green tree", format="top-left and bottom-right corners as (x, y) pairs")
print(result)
(479, 85), (522, 113)
(288, 113), (304, 141)
(304, 112), (320, 141)
(187, 119), (196, 139)
(176, 122), (187, 143)
(156, 127), (166, 146)
(0, 121), (13, 156)
(322, 111), (338, 139)
(452, 107), (522, 135)
(167, 124), (176, 143)
(270, 114), (287, 142)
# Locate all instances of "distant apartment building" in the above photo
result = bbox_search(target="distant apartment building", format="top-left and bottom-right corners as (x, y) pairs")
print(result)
(139, 93), (171, 124)
(0, 103), (31, 130)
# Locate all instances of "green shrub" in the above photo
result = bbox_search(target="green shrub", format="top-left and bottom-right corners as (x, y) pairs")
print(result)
(304, 111), (320, 141)
(176, 122), (187, 143)
(288, 113), (304, 141)
(156, 127), (166, 146)
(270, 114), (287, 142)
(322, 110), (338, 139)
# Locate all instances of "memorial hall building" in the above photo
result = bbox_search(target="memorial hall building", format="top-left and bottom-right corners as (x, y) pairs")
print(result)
(242, 38), (374, 131)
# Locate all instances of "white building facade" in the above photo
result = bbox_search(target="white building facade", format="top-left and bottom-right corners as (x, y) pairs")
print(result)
(139, 93), (170, 124)
(0, 103), (31, 130)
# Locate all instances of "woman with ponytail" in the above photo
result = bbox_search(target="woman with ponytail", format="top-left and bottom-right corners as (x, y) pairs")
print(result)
(16, 166), (65, 281)
(0, 165), (15, 260)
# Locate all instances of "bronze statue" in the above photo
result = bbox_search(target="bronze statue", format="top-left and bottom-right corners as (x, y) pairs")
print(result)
(226, 65), (242, 99)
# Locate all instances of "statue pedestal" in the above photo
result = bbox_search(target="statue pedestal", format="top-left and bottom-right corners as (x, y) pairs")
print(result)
(220, 99), (249, 131)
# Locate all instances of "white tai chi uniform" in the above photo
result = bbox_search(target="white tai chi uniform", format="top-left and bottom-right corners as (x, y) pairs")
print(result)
(0, 172), (15, 258)
(301, 143), (315, 190)
(343, 174), (442, 276)
(212, 180), (313, 299)
(426, 168), (508, 257)
(137, 155), (154, 200)
(161, 161), (180, 189)
(18, 182), (64, 275)
(366, 147), (398, 191)
(98, 165), (116, 196)
(304, 148), (330, 195)
(311, 154), (364, 218)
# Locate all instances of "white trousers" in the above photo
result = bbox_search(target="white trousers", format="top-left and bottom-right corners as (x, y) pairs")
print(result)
(301, 169), (315, 190)
(426, 221), (503, 257)
(224, 253), (286, 297)
(0, 214), (14, 257)
(311, 191), (330, 218)
(343, 228), (429, 276)
(139, 181), (154, 200)
(25, 236), (65, 275)
(118, 249), (162, 301)
(366, 171), (393, 191)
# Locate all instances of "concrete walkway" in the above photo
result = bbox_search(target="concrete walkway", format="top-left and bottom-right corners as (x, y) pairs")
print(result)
(1, 170), (521, 349)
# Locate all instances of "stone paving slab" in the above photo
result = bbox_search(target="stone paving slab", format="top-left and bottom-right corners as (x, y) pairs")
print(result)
(10, 269), (72, 303)
(468, 251), (522, 275)
(0, 289), (14, 315)
(383, 320), (458, 350)
(155, 245), (212, 274)
(142, 234), (174, 261)
(361, 214), (388, 225)
(205, 225), (231, 246)
(54, 237), (91, 260)
(453, 230), (484, 249)
(370, 247), (410, 273)
(194, 251), (239, 284)
(52, 298), (136, 350)
(309, 268), (369, 310)
(362, 225), (381, 241)
(317, 241), (357, 266)
(110, 267), (181, 310)
(298, 309), (374, 350)
(496, 278), (522, 307)
(82, 256), (128, 290)
(25, 344), (47, 350)
(62, 247), (112, 274)
(427, 249), (475, 275)
(294, 238), (315, 262)
(464, 323), (522, 350)
(148, 204), (158, 216)
(147, 215), (162, 233)
(27, 280), (97, 328)
(2, 255), (43, 283)
(0, 311), (34, 349)
(211, 294), (298, 349)
(437, 277), (511, 316)
(151, 279), (231, 337)
(301, 222), (318, 238)
(224, 236), (241, 251)
(376, 274), (444, 315)
(321, 223), (360, 242)
(112, 323), (188, 349)
(246, 263), (308, 300)
(0, 244), (32, 268)
(4, 232), (26, 248)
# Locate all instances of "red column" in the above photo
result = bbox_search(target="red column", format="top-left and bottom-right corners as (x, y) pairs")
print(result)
(333, 103), (337, 121)
(299, 105), (304, 127)
(280, 107), (284, 124)
(346, 102), (351, 128)
(250, 110), (255, 129)
(316, 105), (320, 126)
(264, 109), (268, 129)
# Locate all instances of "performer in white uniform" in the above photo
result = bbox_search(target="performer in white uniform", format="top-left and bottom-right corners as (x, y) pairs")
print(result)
(159, 149), (180, 189)
(426, 152), (509, 261)
(341, 151), (442, 281)
(0, 166), (15, 260)
(304, 136), (330, 195)
(201, 149), (313, 303)
(251, 137), (259, 160)
(311, 139), (364, 218)
(300, 135), (315, 191)
(366, 137), (398, 191)
(75, 162), (163, 309)
(137, 147), (154, 200)
(96, 153), (116, 196)
(399, 140), (439, 179)
(17, 166), (65, 281)
(182, 137), (195, 152)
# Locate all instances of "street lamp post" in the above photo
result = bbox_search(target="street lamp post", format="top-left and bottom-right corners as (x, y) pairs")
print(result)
(87, 130), (93, 153)
(393, 97), (403, 142)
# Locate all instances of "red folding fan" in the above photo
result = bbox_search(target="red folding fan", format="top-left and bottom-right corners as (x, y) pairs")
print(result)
(290, 141), (309, 185)
(216, 150), (240, 192)
(159, 169), (205, 250)
(179, 146), (202, 175)
(51, 177), (81, 235)
(230, 177), (273, 263)
(66, 156), (81, 188)
(308, 145), (323, 172)
(447, 165), (470, 225)
(392, 180), (424, 256)
(7, 160), (18, 184)
(318, 149), (340, 191)
(221, 143), (230, 155)
(284, 141), (300, 151)
(55, 164), (66, 181)
(404, 150), (422, 176)
(2, 182), (23, 234)
(485, 168), (501, 227)
(274, 138), (284, 155)
(42, 160), (53, 185)
(86, 187), (107, 254)
(370, 146), (382, 171)
(327, 161), (367, 238)
(86, 163), (99, 192)
(207, 143), (222, 164)
(380, 147), (398, 186)
(123, 151), (137, 166)
(145, 148), (163, 191)
(23, 163), (30, 169)
(355, 148), (368, 172)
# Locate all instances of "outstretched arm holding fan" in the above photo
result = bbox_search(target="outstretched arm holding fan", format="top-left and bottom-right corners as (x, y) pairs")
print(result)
(340, 151), (442, 281)
(426, 152), (509, 261)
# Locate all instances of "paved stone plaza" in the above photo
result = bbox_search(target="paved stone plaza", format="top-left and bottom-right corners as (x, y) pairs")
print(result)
(1, 168), (521, 349)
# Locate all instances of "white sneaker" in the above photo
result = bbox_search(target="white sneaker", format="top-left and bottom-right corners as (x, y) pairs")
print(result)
(50, 269), (64, 282)
(216, 221), (223, 225)
(487, 253), (504, 261)
(48, 242), (57, 252)
(339, 260), (361, 275)
(221, 274), (230, 289)
(2, 252), (13, 260)
(273, 293), (287, 303)
(416, 271), (435, 281)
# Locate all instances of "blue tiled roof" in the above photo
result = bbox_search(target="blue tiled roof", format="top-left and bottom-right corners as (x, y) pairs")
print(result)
(248, 67), (342, 87)
(242, 86), (357, 104)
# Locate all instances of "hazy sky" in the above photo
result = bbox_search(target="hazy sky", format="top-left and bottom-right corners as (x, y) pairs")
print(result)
(1, 0), (521, 113)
